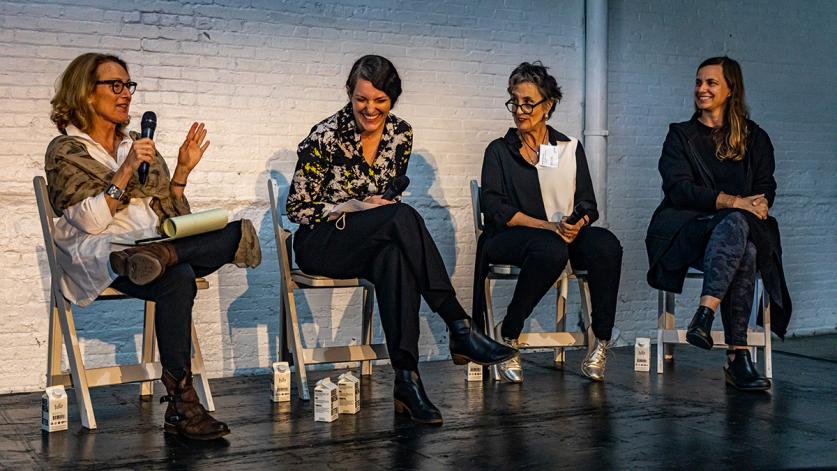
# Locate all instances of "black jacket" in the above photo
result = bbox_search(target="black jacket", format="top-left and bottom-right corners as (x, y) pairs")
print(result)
(646, 116), (792, 338)
(472, 127), (598, 331)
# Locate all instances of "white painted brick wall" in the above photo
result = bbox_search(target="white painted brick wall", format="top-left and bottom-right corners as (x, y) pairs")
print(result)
(0, 0), (833, 394)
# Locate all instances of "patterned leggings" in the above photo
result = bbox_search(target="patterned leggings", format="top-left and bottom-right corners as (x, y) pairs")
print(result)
(692, 212), (756, 346)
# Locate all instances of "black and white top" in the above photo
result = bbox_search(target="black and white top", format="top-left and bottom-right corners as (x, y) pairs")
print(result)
(286, 103), (413, 226)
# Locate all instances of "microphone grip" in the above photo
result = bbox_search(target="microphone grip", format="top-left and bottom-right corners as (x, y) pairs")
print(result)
(565, 203), (588, 225)
(138, 162), (149, 184)
(381, 187), (398, 201)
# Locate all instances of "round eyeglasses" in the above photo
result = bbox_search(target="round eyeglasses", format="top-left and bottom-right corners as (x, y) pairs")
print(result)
(505, 97), (548, 114)
(96, 80), (137, 95)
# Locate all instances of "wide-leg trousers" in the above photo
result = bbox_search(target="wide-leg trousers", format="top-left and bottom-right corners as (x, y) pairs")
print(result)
(293, 203), (466, 370)
(484, 226), (623, 341)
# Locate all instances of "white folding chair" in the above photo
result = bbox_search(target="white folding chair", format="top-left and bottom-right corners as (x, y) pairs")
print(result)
(267, 181), (386, 401)
(34, 176), (214, 430)
(656, 268), (773, 377)
(469, 180), (594, 380)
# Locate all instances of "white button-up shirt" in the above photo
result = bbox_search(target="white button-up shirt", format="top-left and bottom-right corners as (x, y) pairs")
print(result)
(53, 125), (160, 306)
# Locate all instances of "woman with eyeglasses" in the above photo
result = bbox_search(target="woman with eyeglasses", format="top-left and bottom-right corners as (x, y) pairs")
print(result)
(287, 55), (515, 425)
(475, 61), (623, 383)
(646, 56), (791, 391)
(45, 52), (260, 439)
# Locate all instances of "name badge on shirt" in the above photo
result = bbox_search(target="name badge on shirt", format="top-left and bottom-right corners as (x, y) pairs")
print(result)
(537, 144), (562, 168)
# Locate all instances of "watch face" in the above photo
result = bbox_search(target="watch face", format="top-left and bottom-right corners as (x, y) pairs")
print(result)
(107, 184), (124, 200)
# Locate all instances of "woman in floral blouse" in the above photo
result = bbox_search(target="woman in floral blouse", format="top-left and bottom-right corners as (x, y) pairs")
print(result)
(287, 55), (515, 425)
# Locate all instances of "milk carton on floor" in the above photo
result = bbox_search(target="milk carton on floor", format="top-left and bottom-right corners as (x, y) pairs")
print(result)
(314, 378), (339, 422)
(635, 337), (651, 372)
(337, 371), (360, 414)
(467, 362), (483, 382)
(271, 361), (291, 402)
(41, 386), (68, 432)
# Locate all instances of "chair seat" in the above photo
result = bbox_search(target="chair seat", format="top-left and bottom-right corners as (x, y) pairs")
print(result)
(291, 269), (366, 288)
(98, 277), (209, 299)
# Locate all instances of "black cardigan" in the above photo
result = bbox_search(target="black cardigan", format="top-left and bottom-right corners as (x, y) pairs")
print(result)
(645, 116), (792, 338)
(472, 127), (598, 331)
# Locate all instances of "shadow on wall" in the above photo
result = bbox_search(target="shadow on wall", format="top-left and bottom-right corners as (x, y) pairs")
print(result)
(406, 150), (457, 355)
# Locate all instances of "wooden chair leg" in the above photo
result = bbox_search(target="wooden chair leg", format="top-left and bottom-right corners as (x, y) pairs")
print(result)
(657, 290), (665, 374)
(762, 283), (773, 379)
(484, 278), (501, 381)
(140, 301), (156, 397)
(285, 287), (310, 401)
(360, 284), (375, 376)
(554, 281), (567, 364)
(663, 291), (676, 360)
(190, 320), (215, 412)
(47, 292), (64, 386)
(56, 292), (97, 429)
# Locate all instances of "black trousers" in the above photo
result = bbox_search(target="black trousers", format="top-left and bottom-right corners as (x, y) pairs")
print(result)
(692, 212), (756, 346)
(293, 203), (467, 371)
(111, 221), (242, 375)
(484, 226), (623, 341)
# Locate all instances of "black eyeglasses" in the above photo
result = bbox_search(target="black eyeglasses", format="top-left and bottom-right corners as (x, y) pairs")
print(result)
(505, 97), (548, 114)
(96, 80), (137, 95)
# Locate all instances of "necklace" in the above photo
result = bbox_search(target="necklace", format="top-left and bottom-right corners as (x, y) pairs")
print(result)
(518, 129), (547, 165)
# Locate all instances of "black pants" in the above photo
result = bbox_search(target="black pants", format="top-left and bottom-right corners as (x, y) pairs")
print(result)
(111, 221), (243, 375)
(293, 203), (467, 371)
(484, 226), (623, 341)
(692, 212), (756, 346)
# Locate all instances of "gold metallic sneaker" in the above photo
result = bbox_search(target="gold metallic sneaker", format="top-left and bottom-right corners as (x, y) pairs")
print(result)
(495, 323), (523, 383)
(581, 339), (611, 382)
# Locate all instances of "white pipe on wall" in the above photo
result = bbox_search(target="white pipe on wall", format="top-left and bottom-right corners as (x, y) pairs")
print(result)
(584, 0), (609, 225)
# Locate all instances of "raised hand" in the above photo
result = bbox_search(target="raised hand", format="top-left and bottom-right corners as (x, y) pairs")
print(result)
(176, 122), (210, 173)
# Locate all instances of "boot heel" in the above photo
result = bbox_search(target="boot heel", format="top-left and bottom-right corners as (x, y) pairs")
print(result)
(109, 251), (129, 276)
(451, 354), (468, 365)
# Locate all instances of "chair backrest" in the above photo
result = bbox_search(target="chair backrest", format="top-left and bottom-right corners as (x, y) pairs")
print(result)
(34, 176), (64, 295)
(469, 179), (485, 240)
(267, 180), (296, 284)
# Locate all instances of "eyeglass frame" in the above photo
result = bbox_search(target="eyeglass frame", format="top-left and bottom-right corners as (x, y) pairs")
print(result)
(95, 80), (137, 95)
(505, 97), (549, 114)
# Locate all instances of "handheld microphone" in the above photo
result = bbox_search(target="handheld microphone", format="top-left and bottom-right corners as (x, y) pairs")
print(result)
(138, 111), (157, 185)
(565, 202), (591, 225)
(382, 175), (410, 201)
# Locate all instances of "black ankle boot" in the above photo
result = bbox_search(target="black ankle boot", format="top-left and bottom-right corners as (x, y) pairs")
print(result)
(686, 306), (715, 350)
(725, 350), (771, 391)
(393, 370), (443, 425)
(448, 318), (517, 366)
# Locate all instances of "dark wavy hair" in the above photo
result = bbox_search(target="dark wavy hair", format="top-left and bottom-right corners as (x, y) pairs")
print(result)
(696, 56), (750, 161)
(507, 61), (563, 119)
(345, 55), (402, 105)
(50, 52), (130, 133)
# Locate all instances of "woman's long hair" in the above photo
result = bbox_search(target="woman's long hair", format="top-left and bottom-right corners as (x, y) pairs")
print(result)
(50, 53), (129, 133)
(696, 56), (749, 161)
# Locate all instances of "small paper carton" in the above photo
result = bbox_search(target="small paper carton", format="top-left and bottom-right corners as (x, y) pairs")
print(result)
(41, 386), (68, 432)
(271, 361), (291, 403)
(337, 371), (360, 414)
(313, 378), (339, 422)
(466, 362), (483, 382)
(635, 337), (651, 372)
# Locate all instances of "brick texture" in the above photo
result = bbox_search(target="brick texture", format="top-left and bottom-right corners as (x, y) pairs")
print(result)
(0, 0), (833, 393)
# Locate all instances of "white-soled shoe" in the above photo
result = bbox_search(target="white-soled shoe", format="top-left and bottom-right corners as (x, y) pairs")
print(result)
(581, 338), (611, 382)
(495, 322), (523, 383)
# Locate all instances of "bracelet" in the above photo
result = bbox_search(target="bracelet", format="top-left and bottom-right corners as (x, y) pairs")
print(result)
(170, 179), (187, 187)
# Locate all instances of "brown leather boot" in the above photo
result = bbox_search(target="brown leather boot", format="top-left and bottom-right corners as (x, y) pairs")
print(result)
(110, 242), (178, 286)
(160, 369), (230, 440)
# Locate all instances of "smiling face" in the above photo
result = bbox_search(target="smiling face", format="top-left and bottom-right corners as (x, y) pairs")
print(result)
(694, 64), (730, 116)
(351, 78), (392, 135)
(87, 61), (132, 131)
(509, 81), (551, 133)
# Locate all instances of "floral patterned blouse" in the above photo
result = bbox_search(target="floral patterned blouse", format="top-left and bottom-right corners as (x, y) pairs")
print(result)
(286, 103), (413, 226)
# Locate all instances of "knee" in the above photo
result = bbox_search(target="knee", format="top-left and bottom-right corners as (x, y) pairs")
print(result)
(527, 237), (569, 273)
(597, 229), (624, 260)
(719, 212), (749, 240)
(160, 263), (198, 299)
(392, 203), (425, 225)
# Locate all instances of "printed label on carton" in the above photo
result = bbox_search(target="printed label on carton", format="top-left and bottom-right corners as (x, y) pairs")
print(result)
(41, 386), (68, 432)
(635, 337), (651, 372)
(337, 371), (360, 414)
(271, 361), (291, 402)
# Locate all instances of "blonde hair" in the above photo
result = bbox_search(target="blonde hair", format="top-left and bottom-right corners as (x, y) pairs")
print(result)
(50, 53), (129, 133)
(696, 56), (750, 162)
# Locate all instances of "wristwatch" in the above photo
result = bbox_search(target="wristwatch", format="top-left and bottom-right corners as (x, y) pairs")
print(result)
(105, 183), (125, 200)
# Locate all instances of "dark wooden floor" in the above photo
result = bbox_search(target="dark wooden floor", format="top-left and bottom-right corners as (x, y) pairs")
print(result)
(1, 335), (836, 470)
